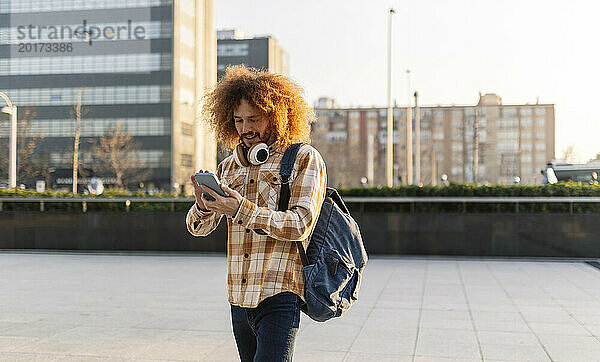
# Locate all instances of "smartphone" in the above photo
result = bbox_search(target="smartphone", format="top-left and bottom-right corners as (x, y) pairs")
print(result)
(193, 172), (228, 201)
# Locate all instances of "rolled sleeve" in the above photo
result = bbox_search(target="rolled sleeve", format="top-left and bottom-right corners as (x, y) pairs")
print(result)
(186, 202), (223, 237)
(231, 197), (258, 228)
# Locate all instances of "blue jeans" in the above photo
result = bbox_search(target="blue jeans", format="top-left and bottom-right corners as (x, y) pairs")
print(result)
(230, 292), (301, 362)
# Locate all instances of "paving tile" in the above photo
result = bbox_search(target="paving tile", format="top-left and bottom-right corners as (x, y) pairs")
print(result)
(472, 311), (530, 333)
(510, 298), (558, 307)
(0, 352), (62, 361)
(527, 321), (591, 336)
(201, 339), (239, 361)
(415, 328), (481, 359)
(571, 312), (600, 326)
(0, 336), (39, 353)
(413, 357), (481, 362)
(479, 343), (550, 361)
(135, 330), (230, 360)
(293, 350), (349, 361)
(468, 303), (519, 313)
(476, 331), (540, 346)
(349, 330), (416, 355)
(3, 254), (600, 361)
(58, 357), (129, 361)
(419, 310), (474, 331)
(584, 324), (600, 337)
(537, 334), (600, 361)
(346, 352), (413, 361)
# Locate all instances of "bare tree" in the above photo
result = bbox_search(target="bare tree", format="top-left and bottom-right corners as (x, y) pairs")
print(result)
(70, 88), (89, 193)
(91, 121), (151, 189)
(560, 145), (578, 163)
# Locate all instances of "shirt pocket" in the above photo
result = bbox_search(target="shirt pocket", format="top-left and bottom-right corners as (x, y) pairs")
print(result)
(259, 170), (282, 210)
(224, 173), (246, 196)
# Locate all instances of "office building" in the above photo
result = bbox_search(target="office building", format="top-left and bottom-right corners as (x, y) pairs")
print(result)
(312, 94), (555, 187)
(0, 0), (216, 192)
(217, 29), (289, 78)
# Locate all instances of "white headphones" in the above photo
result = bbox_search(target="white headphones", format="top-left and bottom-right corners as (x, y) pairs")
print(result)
(234, 142), (270, 167)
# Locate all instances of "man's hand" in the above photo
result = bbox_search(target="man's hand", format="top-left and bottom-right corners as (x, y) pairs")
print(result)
(201, 183), (243, 217)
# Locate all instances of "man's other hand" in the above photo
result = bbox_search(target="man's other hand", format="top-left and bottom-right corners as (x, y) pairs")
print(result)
(200, 183), (243, 218)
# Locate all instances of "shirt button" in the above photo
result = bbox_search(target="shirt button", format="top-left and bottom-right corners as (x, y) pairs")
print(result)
(250, 179), (254, 183)
(273, 177), (277, 181)
(237, 220), (242, 224)
(245, 229), (250, 233)
(244, 253), (249, 258)
(228, 183), (233, 187)
(242, 278), (246, 283)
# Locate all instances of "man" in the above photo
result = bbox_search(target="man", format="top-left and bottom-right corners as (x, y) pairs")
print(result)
(186, 65), (327, 361)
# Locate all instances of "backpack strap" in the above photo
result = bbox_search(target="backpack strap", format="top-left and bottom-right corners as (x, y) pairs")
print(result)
(278, 143), (309, 266)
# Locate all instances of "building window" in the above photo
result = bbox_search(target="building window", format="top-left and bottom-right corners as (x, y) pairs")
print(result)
(181, 122), (193, 136)
(0, 117), (171, 138)
(4, 85), (170, 106)
(0, 53), (168, 76)
(535, 143), (546, 151)
(535, 108), (546, 115)
(181, 154), (193, 167)
(536, 118), (546, 128)
(0, 0), (167, 13)
(478, 130), (486, 142)
(503, 108), (517, 117)
(520, 118), (532, 127)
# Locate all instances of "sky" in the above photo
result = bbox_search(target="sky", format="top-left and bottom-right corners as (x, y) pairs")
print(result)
(215, 0), (600, 162)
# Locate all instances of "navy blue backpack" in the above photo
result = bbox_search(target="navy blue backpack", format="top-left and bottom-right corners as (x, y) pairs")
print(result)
(278, 143), (368, 322)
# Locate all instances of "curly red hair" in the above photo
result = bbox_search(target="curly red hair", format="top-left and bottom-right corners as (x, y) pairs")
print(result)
(201, 65), (314, 150)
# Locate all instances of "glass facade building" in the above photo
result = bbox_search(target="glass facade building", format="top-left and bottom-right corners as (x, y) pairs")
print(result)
(0, 0), (216, 191)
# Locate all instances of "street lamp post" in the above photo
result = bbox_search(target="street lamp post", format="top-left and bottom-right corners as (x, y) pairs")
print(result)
(1, 92), (17, 189)
(414, 91), (420, 185)
(406, 70), (412, 185)
(386, 8), (396, 187)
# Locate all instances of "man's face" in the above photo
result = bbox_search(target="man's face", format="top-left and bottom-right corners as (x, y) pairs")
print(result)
(233, 98), (272, 148)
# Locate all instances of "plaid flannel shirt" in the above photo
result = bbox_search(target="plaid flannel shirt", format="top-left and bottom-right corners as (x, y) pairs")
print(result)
(186, 144), (327, 308)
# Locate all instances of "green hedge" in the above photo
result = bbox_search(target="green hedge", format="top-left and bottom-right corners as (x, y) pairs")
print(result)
(2, 182), (600, 213)
(338, 182), (600, 213)
(0, 188), (186, 212)
(337, 182), (600, 197)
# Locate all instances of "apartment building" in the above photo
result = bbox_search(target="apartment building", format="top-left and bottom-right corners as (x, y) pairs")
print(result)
(312, 94), (555, 187)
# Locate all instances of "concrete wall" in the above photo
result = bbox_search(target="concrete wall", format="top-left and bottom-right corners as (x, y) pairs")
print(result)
(1, 211), (600, 257)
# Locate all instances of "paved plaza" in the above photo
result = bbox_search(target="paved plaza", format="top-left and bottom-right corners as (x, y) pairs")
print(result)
(1, 253), (600, 361)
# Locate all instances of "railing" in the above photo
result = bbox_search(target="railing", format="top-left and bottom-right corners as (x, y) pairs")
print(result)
(0, 197), (193, 212)
(2, 196), (600, 214)
(343, 197), (600, 214)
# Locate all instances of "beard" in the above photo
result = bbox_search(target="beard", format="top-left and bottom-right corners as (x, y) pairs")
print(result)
(241, 128), (275, 147)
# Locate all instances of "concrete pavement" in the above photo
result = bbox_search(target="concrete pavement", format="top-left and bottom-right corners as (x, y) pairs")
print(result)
(1, 253), (600, 361)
